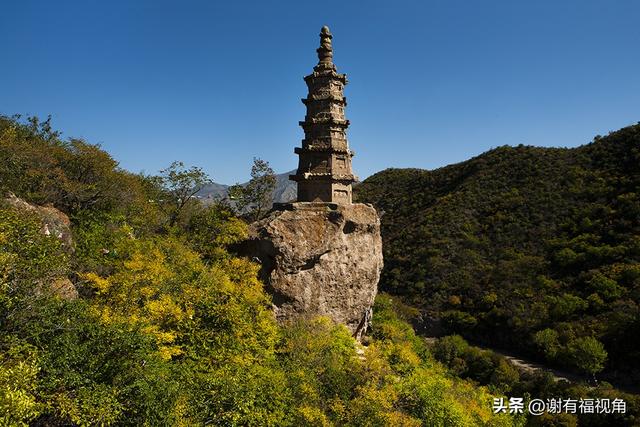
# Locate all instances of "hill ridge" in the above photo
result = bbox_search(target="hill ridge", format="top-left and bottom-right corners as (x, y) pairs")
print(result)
(356, 123), (640, 385)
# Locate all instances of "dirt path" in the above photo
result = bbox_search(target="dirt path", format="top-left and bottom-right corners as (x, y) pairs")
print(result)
(422, 335), (581, 382)
(422, 336), (639, 394)
(487, 347), (582, 383)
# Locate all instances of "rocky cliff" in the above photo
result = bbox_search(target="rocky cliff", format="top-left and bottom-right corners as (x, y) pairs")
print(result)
(242, 202), (383, 339)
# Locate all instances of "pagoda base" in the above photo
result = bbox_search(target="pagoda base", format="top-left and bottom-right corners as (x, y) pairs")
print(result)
(240, 201), (383, 340)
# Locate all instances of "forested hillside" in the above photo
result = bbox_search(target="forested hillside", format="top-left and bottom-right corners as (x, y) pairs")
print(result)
(0, 115), (526, 426)
(356, 123), (640, 385)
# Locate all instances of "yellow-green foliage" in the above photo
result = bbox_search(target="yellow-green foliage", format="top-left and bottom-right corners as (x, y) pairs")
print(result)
(0, 207), (68, 286)
(83, 232), (277, 362)
(83, 237), (206, 360)
(0, 342), (41, 426)
(0, 194), (527, 426)
(396, 368), (520, 427)
(266, 298), (524, 427)
(186, 205), (248, 261)
(0, 115), (532, 426)
(370, 295), (524, 427)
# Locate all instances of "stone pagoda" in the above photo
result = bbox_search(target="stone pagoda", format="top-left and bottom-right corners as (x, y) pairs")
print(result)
(242, 27), (382, 340)
(289, 26), (357, 204)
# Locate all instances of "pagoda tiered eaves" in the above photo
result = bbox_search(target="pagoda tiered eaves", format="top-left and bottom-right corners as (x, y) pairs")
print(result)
(289, 26), (357, 204)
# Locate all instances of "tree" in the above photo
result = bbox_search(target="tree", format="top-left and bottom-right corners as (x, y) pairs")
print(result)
(533, 328), (561, 360)
(228, 157), (276, 222)
(159, 161), (211, 226)
(433, 335), (469, 366)
(567, 336), (607, 380)
(186, 203), (247, 262)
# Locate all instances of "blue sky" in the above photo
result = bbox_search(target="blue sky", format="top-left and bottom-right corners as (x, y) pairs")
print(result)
(1, 1), (639, 184)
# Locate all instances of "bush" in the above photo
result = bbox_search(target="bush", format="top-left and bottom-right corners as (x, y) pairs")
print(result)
(433, 335), (469, 365)
(567, 336), (607, 377)
(533, 328), (561, 360)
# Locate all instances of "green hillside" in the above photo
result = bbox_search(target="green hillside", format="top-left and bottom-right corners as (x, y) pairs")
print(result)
(0, 115), (528, 426)
(2, 114), (639, 425)
(356, 123), (640, 384)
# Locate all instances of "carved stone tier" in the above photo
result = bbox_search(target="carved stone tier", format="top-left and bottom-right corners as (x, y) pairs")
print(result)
(290, 26), (357, 204)
(289, 172), (358, 182)
(295, 146), (354, 155)
(301, 96), (347, 105)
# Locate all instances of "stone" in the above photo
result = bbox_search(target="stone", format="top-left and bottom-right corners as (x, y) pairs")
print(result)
(3, 193), (77, 300)
(242, 202), (382, 339)
(49, 277), (79, 300)
(290, 26), (357, 204)
(4, 192), (74, 252)
(244, 27), (382, 338)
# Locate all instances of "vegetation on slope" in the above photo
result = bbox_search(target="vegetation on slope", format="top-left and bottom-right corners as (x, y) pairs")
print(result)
(0, 115), (522, 426)
(356, 123), (640, 386)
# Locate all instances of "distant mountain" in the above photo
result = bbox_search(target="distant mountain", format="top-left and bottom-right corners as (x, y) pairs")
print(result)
(355, 123), (640, 384)
(271, 170), (298, 203)
(197, 170), (297, 205)
(196, 182), (229, 202)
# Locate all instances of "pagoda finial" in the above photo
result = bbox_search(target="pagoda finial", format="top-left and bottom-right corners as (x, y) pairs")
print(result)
(317, 25), (333, 65)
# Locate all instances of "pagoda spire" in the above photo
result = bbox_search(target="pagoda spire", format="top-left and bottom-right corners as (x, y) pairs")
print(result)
(289, 26), (357, 204)
(316, 26), (334, 67)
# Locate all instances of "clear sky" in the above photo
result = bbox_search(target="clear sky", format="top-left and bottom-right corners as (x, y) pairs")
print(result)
(1, 1), (639, 184)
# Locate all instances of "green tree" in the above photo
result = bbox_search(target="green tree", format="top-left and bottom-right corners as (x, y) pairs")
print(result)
(186, 203), (247, 261)
(489, 359), (520, 394)
(533, 328), (561, 360)
(228, 157), (276, 222)
(433, 335), (469, 366)
(159, 161), (211, 226)
(567, 336), (607, 379)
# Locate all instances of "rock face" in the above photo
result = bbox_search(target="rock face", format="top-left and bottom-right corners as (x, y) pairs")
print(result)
(243, 202), (382, 339)
(4, 193), (74, 252)
(49, 277), (79, 300)
(3, 193), (77, 299)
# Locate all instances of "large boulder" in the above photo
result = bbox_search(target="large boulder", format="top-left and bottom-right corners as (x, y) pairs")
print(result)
(243, 202), (383, 339)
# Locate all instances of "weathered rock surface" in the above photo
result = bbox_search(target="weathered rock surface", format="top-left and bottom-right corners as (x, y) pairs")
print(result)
(3, 193), (77, 299)
(49, 277), (79, 300)
(242, 202), (383, 339)
(4, 193), (74, 252)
